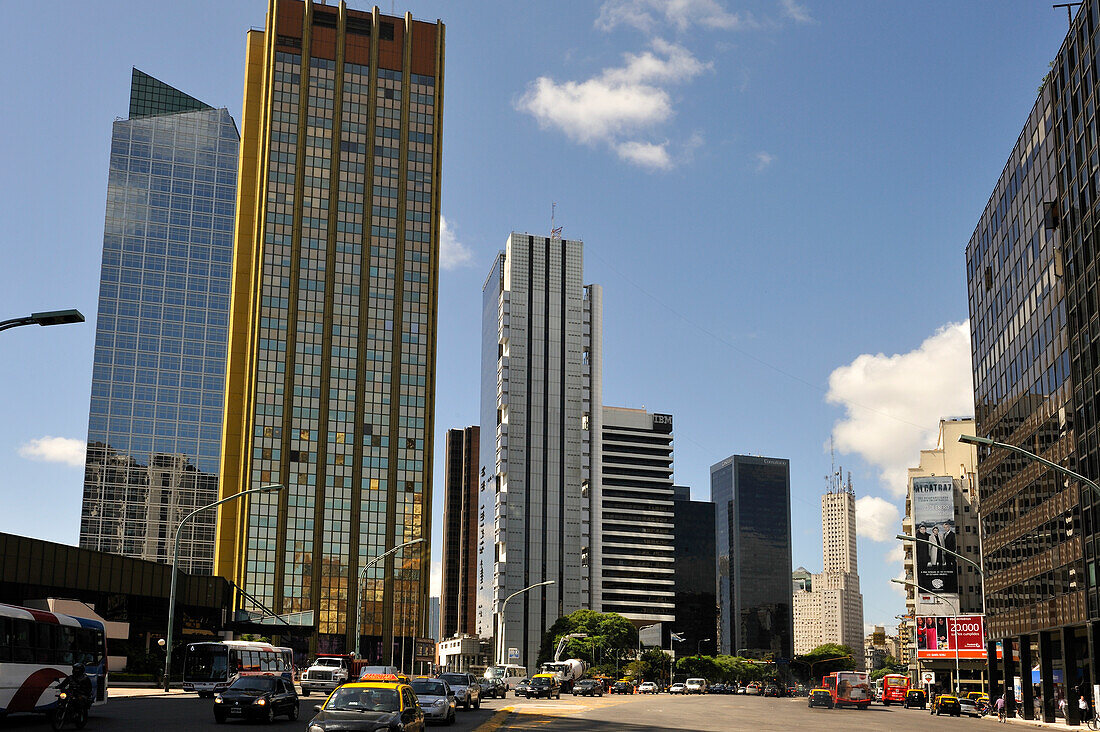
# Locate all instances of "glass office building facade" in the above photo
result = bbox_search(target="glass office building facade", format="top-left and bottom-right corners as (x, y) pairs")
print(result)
(216, 1), (444, 662)
(672, 485), (717, 656)
(711, 455), (793, 659)
(79, 69), (238, 575)
(965, 2), (1100, 721)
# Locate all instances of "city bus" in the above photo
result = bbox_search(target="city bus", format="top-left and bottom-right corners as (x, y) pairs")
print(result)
(881, 673), (910, 705)
(823, 671), (872, 709)
(484, 664), (528, 690)
(182, 640), (293, 697)
(0, 602), (108, 716)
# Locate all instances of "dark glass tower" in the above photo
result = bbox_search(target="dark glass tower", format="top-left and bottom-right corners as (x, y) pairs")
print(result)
(672, 485), (717, 657)
(965, 2), (1100, 720)
(79, 69), (239, 574)
(441, 426), (478, 640)
(711, 455), (793, 659)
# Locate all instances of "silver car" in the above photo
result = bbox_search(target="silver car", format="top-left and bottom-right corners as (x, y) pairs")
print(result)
(437, 672), (481, 710)
(411, 678), (456, 724)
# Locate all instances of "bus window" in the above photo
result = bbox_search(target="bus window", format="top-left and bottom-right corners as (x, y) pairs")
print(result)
(0, 617), (11, 663)
(261, 653), (275, 672)
(12, 620), (33, 664)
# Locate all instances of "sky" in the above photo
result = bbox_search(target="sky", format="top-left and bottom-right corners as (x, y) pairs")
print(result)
(0, 0), (1072, 634)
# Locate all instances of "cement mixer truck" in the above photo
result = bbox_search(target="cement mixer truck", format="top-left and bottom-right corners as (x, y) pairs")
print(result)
(541, 634), (588, 693)
(541, 659), (587, 693)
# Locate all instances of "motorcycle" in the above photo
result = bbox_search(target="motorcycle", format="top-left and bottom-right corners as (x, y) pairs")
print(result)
(51, 690), (88, 730)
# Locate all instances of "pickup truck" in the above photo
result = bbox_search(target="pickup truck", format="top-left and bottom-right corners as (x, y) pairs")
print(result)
(299, 654), (364, 696)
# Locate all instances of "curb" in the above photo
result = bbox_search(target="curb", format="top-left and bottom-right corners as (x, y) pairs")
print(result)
(472, 705), (516, 732)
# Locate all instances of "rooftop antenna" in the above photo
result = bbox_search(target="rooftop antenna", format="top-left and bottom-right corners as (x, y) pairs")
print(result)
(1054, 2), (1083, 24)
(550, 202), (563, 239)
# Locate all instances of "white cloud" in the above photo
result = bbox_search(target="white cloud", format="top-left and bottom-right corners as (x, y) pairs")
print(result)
(597, 0), (758, 33)
(439, 216), (472, 270)
(616, 140), (672, 170)
(430, 559), (442, 597)
(19, 436), (85, 467)
(780, 0), (814, 24)
(885, 544), (905, 564)
(516, 39), (707, 154)
(855, 495), (900, 542)
(754, 151), (774, 171)
(889, 570), (908, 598)
(826, 321), (974, 497)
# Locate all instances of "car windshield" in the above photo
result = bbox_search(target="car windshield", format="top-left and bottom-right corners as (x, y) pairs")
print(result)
(439, 674), (467, 686)
(411, 680), (446, 696)
(229, 677), (277, 692)
(325, 687), (400, 712)
(316, 659), (341, 667)
(532, 678), (552, 687)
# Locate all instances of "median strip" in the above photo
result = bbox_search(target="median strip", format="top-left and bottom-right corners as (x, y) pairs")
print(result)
(473, 705), (516, 731)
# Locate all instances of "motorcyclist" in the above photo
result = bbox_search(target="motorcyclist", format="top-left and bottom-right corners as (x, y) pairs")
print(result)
(58, 663), (93, 712)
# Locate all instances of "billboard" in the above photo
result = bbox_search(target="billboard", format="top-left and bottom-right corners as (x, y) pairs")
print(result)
(915, 615), (985, 660)
(911, 476), (958, 597)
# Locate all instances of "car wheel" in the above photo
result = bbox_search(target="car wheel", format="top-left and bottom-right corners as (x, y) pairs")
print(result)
(446, 709), (456, 726)
(288, 703), (299, 721)
(475, 697), (481, 709)
(463, 697), (470, 710)
(265, 705), (275, 724)
(300, 687), (309, 697)
(214, 711), (227, 724)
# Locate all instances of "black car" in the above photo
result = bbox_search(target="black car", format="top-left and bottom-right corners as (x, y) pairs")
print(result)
(478, 677), (507, 699)
(763, 685), (780, 698)
(572, 680), (603, 697)
(522, 676), (561, 699)
(808, 689), (833, 709)
(213, 675), (299, 723)
(610, 681), (633, 695)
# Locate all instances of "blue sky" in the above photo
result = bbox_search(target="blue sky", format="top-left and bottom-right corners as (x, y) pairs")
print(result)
(0, 1), (1070, 632)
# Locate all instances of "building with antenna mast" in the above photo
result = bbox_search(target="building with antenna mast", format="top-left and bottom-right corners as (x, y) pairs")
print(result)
(792, 466), (865, 667)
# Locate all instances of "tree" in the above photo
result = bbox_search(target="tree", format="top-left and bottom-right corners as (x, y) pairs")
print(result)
(536, 610), (638, 668)
(791, 644), (856, 684)
(625, 648), (674, 683)
(675, 655), (721, 681)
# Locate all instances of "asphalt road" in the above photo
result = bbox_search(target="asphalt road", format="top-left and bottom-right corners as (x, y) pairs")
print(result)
(0, 691), (502, 731)
(0, 690), (1004, 731)
(497, 692), (997, 731)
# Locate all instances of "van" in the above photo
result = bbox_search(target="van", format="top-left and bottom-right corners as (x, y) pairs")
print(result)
(685, 678), (708, 695)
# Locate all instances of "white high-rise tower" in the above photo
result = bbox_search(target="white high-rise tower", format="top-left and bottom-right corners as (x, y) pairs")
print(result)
(477, 232), (602, 669)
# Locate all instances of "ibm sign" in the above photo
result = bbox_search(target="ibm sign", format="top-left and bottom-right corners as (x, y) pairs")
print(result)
(653, 413), (673, 434)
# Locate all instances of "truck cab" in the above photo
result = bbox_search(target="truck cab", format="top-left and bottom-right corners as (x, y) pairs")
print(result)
(300, 654), (358, 696)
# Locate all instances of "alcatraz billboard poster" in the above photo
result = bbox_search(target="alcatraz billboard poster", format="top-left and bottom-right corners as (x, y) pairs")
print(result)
(912, 476), (958, 597)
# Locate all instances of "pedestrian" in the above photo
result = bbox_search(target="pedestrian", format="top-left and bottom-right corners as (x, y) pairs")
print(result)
(1081, 695), (1090, 720)
(1059, 695), (1068, 718)
(995, 693), (1006, 723)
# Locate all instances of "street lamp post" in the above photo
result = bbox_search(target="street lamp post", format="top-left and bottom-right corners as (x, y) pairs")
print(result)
(496, 580), (554, 667)
(0, 309), (85, 333)
(893, 578), (961, 694)
(697, 638), (712, 656)
(163, 483), (285, 691)
(350, 538), (426, 662)
(896, 533), (986, 615)
(958, 433), (1100, 498)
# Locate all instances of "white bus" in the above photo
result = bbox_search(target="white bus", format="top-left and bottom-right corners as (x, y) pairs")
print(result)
(484, 664), (528, 689)
(0, 603), (107, 717)
(182, 641), (293, 697)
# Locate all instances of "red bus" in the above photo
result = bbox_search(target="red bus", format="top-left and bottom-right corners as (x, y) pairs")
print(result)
(881, 674), (910, 705)
(823, 671), (872, 709)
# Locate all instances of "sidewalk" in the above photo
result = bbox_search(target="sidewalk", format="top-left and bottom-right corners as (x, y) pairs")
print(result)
(984, 712), (1089, 730)
(109, 688), (192, 699)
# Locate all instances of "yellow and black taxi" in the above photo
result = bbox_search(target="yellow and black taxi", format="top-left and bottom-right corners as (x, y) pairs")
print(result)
(807, 688), (833, 709)
(904, 688), (927, 709)
(931, 694), (962, 717)
(213, 673), (299, 723)
(307, 674), (425, 731)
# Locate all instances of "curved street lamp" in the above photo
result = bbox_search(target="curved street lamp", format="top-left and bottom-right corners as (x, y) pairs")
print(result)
(496, 580), (554, 667)
(895, 533), (985, 615)
(347, 537), (425, 664)
(958, 433), (1100, 498)
(892, 578), (961, 693)
(0, 309), (84, 333)
(163, 483), (285, 691)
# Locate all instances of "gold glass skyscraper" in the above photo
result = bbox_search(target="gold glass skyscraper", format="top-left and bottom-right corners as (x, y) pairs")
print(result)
(216, 0), (443, 662)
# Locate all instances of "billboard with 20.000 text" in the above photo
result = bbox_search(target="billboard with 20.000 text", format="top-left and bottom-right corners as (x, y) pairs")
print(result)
(915, 615), (985, 660)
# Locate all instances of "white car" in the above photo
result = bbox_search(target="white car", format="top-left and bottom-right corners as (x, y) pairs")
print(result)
(685, 678), (708, 695)
(668, 683), (686, 695)
(638, 682), (658, 695)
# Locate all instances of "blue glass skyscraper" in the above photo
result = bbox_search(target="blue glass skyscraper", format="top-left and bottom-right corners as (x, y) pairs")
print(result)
(79, 69), (239, 574)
